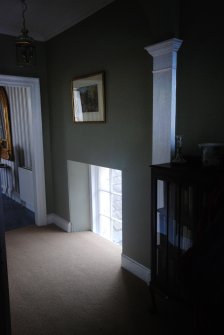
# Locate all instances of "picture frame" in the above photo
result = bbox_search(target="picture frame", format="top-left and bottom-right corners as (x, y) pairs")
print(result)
(0, 87), (13, 160)
(71, 72), (105, 123)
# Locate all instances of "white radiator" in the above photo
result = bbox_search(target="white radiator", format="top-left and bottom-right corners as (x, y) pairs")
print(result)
(18, 167), (34, 212)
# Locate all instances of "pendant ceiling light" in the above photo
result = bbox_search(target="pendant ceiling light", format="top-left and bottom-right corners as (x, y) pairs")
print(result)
(16, 0), (36, 67)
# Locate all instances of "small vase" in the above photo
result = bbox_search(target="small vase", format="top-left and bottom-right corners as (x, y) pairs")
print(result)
(172, 135), (186, 164)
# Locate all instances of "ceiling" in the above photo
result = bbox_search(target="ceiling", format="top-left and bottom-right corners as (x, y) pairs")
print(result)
(0, 0), (114, 41)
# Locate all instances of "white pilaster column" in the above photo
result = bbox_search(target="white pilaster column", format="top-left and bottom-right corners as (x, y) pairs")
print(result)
(145, 38), (183, 164)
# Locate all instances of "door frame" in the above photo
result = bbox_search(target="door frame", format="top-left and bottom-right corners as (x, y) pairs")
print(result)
(0, 74), (47, 226)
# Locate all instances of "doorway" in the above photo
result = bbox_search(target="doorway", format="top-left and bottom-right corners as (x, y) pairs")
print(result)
(0, 74), (47, 226)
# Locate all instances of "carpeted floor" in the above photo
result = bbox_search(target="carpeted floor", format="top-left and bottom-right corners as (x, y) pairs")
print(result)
(5, 224), (193, 335)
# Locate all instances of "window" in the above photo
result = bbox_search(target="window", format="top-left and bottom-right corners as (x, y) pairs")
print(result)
(90, 165), (122, 246)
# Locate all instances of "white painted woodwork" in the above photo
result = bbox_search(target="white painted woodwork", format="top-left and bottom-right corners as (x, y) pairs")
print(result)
(0, 86), (33, 203)
(0, 74), (47, 226)
(0, 162), (15, 199)
(121, 253), (151, 284)
(5, 86), (32, 169)
(145, 38), (183, 164)
(47, 213), (72, 233)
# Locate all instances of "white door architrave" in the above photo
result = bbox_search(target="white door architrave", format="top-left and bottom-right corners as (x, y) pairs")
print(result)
(0, 74), (47, 226)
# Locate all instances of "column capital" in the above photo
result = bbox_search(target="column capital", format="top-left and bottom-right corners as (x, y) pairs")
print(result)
(145, 38), (183, 58)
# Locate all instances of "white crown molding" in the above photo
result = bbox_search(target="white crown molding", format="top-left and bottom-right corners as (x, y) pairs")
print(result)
(47, 213), (72, 233)
(121, 254), (151, 284)
(145, 38), (183, 57)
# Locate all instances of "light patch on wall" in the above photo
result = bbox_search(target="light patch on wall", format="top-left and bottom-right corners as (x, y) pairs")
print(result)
(67, 160), (91, 232)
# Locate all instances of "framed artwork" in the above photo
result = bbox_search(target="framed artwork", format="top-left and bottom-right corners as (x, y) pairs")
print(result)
(0, 87), (13, 160)
(71, 72), (105, 123)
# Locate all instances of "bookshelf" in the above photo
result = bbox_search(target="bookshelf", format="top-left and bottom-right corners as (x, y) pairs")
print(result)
(150, 162), (224, 306)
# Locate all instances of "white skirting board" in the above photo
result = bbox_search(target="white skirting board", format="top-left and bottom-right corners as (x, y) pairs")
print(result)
(121, 254), (151, 285)
(47, 213), (72, 233)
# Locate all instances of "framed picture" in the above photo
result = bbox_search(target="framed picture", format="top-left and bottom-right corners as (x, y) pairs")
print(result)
(72, 72), (105, 123)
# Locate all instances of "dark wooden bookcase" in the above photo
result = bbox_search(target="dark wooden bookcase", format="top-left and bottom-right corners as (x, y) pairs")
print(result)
(150, 162), (224, 307)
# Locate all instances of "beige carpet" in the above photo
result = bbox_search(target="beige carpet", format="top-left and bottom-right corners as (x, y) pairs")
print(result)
(5, 224), (192, 335)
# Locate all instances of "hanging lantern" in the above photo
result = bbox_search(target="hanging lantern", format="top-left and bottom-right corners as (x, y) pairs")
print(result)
(16, 0), (36, 66)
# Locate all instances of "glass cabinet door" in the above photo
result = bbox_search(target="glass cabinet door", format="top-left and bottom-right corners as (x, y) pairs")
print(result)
(155, 178), (194, 296)
(155, 179), (168, 291)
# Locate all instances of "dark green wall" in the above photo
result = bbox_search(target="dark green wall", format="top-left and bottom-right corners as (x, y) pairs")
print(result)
(46, 1), (156, 266)
(176, 0), (224, 155)
(0, 33), (53, 213)
(46, 0), (224, 267)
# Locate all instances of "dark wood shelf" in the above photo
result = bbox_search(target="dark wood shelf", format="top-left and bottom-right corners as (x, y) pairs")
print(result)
(150, 163), (224, 307)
